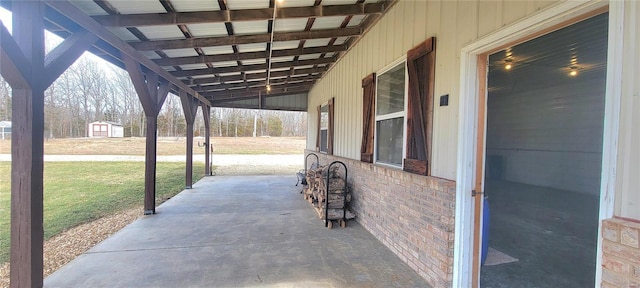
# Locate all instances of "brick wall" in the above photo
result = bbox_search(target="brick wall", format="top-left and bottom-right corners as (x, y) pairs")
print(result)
(307, 151), (456, 287)
(601, 218), (640, 287)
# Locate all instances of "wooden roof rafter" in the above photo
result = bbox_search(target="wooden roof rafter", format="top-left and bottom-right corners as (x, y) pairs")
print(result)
(91, 2), (388, 27)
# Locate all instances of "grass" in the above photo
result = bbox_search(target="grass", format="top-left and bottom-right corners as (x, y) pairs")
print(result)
(0, 136), (306, 155)
(0, 161), (205, 264)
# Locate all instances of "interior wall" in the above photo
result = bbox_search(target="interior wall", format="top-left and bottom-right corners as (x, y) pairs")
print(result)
(486, 74), (605, 195)
(306, 0), (559, 180)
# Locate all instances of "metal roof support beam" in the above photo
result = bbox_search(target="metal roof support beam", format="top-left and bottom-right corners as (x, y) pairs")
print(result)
(3, 1), (46, 287)
(153, 44), (345, 66)
(123, 55), (170, 215)
(92, 2), (386, 27)
(130, 27), (361, 51)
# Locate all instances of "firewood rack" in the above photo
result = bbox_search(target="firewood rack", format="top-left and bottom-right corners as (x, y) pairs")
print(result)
(324, 161), (348, 229)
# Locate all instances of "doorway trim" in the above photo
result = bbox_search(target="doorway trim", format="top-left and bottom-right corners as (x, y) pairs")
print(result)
(453, 1), (620, 287)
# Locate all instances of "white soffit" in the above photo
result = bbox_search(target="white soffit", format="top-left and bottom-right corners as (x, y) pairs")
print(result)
(298, 53), (322, 60)
(137, 25), (185, 40)
(271, 56), (296, 63)
(170, 0), (220, 12)
(348, 15), (366, 27)
(321, 0), (357, 6)
(107, 0), (166, 14)
(274, 18), (308, 33)
(140, 51), (162, 60)
(162, 48), (200, 58)
(187, 23), (229, 37)
(333, 36), (349, 45)
(278, 0), (315, 8)
(272, 40), (300, 50)
(312, 15), (347, 30)
(233, 20), (269, 35)
(180, 63), (209, 70)
(237, 43), (267, 53)
(108, 27), (140, 41)
(242, 59), (267, 65)
(304, 38), (331, 48)
(70, 1), (108, 16)
(214, 60), (239, 67)
(226, 0), (269, 10)
(201, 46), (235, 55)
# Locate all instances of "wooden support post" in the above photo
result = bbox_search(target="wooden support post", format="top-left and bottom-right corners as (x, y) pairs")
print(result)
(1, 3), (96, 284)
(179, 90), (199, 188)
(3, 2), (45, 287)
(202, 105), (211, 176)
(123, 55), (169, 215)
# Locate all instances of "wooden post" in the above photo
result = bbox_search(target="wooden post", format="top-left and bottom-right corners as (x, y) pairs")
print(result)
(0, 1), (96, 286)
(203, 105), (211, 176)
(179, 90), (199, 188)
(9, 3), (45, 286)
(123, 55), (169, 215)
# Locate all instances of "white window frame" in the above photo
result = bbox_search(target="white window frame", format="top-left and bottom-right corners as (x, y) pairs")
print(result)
(373, 56), (409, 168)
(319, 101), (329, 153)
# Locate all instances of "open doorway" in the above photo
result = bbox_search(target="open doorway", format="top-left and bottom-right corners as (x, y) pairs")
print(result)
(480, 12), (608, 287)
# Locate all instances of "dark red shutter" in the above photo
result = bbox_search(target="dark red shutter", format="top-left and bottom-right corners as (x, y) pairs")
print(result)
(315, 104), (321, 152)
(404, 37), (436, 175)
(360, 73), (376, 162)
(328, 97), (334, 155)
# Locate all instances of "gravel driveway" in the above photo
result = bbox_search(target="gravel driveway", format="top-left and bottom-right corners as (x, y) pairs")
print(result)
(0, 154), (304, 176)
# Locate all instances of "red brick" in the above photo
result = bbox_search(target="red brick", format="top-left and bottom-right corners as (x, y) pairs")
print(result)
(602, 270), (629, 287)
(603, 254), (631, 274)
(621, 225), (640, 249)
(604, 240), (640, 265)
(603, 219), (621, 243)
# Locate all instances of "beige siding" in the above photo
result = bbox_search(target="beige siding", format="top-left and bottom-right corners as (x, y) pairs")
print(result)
(307, 0), (559, 180)
(615, 1), (640, 219)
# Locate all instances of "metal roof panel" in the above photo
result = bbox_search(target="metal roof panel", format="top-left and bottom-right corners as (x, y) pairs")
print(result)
(107, 0), (166, 14)
(274, 18), (308, 33)
(272, 40), (300, 50)
(170, 0), (221, 12)
(233, 20), (269, 35)
(278, 0), (315, 8)
(237, 43), (267, 53)
(303, 38), (331, 48)
(70, 0), (108, 16)
(312, 16), (348, 30)
(108, 27), (140, 41)
(187, 23), (229, 37)
(137, 26), (185, 40)
(226, 0), (269, 10)
(162, 48), (200, 58)
(201, 46), (235, 55)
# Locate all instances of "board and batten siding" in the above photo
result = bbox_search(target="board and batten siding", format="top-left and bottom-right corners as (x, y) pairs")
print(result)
(614, 1), (640, 220)
(307, 0), (558, 180)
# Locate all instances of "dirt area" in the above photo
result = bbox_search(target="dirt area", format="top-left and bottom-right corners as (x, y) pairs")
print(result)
(0, 207), (141, 288)
(0, 136), (306, 155)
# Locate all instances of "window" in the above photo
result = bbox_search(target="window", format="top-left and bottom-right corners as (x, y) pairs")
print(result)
(319, 103), (329, 153)
(375, 60), (407, 167)
(316, 98), (334, 154)
(365, 37), (436, 175)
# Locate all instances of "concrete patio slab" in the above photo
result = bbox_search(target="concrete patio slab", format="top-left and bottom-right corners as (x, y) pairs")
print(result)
(45, 175), (430, 288)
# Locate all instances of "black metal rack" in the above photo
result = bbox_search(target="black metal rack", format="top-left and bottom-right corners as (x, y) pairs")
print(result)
(324, 160), (348, 228)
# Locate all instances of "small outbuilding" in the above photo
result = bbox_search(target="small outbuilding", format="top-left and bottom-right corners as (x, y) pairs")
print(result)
(88, 121), (124, 138)
(0, 121), (11, 140)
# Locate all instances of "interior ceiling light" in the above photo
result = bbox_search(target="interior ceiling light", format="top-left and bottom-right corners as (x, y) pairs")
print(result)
(266, 0), (283, 92)
(504, 59), (513, 70)
(569, 66), (578, 77)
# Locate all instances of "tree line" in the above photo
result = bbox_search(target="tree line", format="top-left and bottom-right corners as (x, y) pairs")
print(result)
(0, 42), (306, 139)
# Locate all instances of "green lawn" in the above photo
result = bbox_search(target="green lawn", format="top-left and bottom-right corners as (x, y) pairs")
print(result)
(0, 161), (205, 264)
